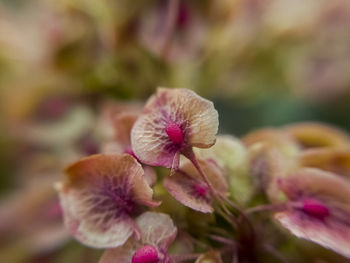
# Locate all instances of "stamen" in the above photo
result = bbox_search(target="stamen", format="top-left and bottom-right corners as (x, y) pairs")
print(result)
(193, 183), (208, 197)
(165, 122), (184, 145)
(301, 199), (330, 219)
(132, 245), (159, 263)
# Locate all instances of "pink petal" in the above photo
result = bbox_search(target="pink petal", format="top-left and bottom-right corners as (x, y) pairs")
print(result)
(164, 159), (227, 213)
(131, 88), (218, 168)
(57, 154), (158, 248)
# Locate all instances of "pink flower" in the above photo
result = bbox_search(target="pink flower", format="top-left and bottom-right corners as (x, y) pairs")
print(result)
(163, 159), (227, 213)
(56, 154), (159, 248)
(99, 212), (177, 263)
(131, 88), (218, 170)
(275, 168), (350, 258)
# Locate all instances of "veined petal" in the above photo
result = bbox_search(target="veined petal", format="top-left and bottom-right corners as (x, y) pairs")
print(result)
(99, 238), (139, 263)
(164, 159), (227, 213)
(136, 212), (177, 251)
(131, 88), (218, 168)
(57, 154), (157, 248)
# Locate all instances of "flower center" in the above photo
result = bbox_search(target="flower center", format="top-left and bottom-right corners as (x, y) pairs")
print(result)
(165, 122), (184, 145)
(193, 183), (208, 197)
(132, 245), (159, 263)
(301, 199), (330, 219)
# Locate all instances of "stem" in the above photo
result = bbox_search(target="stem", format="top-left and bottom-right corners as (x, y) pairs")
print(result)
(161, 0), (180, 59)
(245, 203), (287, 215)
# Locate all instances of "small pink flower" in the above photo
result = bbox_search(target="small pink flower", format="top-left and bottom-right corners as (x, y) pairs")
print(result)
(56, 154), (159, 248)
(99, 212), (177, 263)
(131, 88), (218, 170)
(275, 168), (350, 258)
(163, 159), (227, 213)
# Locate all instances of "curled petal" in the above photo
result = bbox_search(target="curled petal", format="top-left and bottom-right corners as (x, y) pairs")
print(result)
(164, 159), (227, 213)
(299, 148), (350, 178)
(57, 154), (158, 248)
(284, 122), (350, 149)
(136, 212), (177, 251)
(131, 88), (218, 168)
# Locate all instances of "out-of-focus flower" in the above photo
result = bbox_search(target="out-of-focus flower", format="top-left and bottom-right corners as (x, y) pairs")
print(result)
(131, 88), (218, 170)
(0, 177), (68, 254)
(56, 154), (159, 248)
(100, 105), (156, 186)
(195, 250), (223, 263)
(275, 168), (350, 258)
(283, 122), (350, 150)
(299, 148), (350, 177)
(195, 135), (253, 205)
(164, 159), (227, 213)
(243, 128), (299, 202)
(99, 212), (177, 263)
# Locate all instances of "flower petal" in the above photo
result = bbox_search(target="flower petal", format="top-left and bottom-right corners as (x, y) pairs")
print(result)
(164, 159), (227, 213)
(99, 239), (139, 263)
(275, 210), (350, 259)
(136, 212), (177, 251)
(299, 148), (350, 178)
(57, 154), (157, 248)
(284, 122), (350, 149)
(131, 88), (218, 168)
(195, 135), (253, 204)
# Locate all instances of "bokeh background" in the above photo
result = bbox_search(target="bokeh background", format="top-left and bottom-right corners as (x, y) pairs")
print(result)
(1, 0), (350, 262)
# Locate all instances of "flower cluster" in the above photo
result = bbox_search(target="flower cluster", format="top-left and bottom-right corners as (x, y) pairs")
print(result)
(56, 88), (350, 262)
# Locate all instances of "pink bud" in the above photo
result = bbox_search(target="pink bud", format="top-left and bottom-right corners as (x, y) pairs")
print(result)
(302, 199), (330, 219)
(132, 245), (159, 263)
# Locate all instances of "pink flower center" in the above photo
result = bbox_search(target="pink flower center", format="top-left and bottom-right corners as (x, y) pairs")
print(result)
(301, 199), (330, 219)
(165, 122), (184, 145)
(193, 183), (208, 197)
(132, 245), (159, 263)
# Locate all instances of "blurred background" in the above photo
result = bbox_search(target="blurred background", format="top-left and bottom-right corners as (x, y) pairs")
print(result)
(1, 0), (350, 262)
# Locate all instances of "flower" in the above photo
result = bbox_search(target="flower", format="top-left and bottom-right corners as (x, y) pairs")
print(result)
(275, 168), (350, 258)
(299, 148), (350, 177)
(195, 250), (223, 263)
(163, 159), (227, 213)
(99, 212), (177, 263)
(56, 154), (159, 248)
(131, 88), (218, 170)
(283, 122), (350, 150)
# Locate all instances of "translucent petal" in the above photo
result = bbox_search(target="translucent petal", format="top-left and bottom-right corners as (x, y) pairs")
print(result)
(131, 88), (218, 168)
(136, 212), (177, 251)
(164, 159), (227, 213)
(57, 154), (158, 248)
